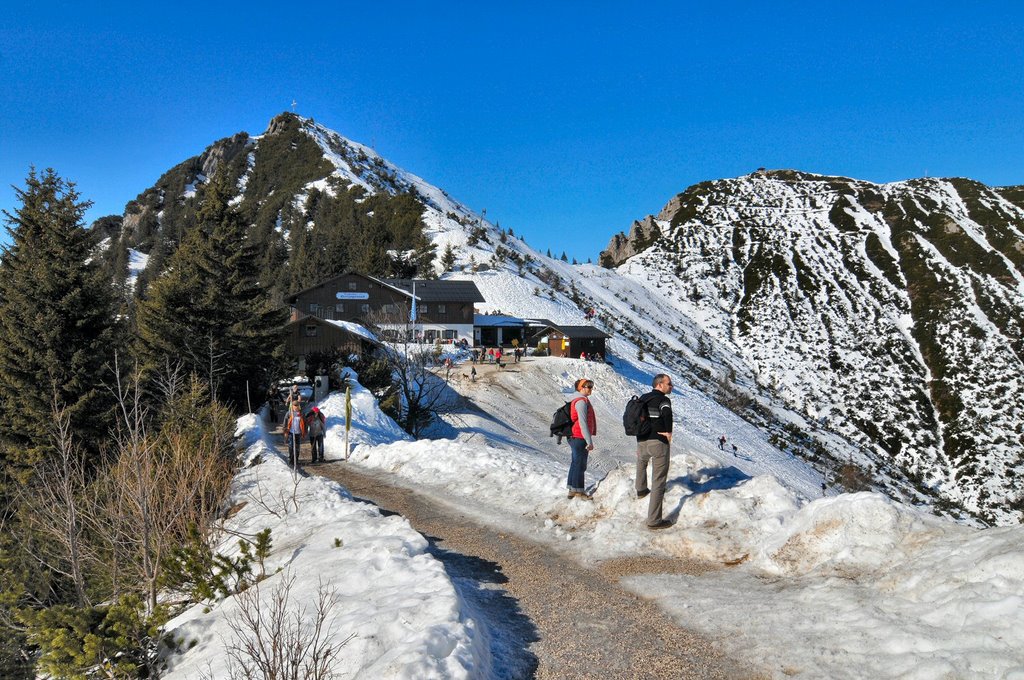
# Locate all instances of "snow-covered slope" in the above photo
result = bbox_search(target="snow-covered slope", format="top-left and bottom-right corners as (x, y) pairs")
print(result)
(601, 171), (1024, 525)
(107, 114), (1022, 525)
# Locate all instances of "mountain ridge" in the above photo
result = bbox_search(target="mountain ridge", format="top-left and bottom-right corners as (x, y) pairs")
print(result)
(600, 170), (1024, 524)
(98, 113), (1023, 525)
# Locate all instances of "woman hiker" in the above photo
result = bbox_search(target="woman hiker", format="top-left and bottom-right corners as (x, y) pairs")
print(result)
(566, 377), (598, 501)
(283, 401), (307, 469)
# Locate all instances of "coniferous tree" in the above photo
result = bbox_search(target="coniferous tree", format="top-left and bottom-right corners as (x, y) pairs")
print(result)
(135, 172), (287, 411)
(0, 168), (117, 472)
(0, 169), (118, 677)
(440, 243), (458, 273)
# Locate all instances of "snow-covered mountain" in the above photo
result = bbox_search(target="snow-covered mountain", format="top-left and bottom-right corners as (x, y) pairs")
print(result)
(601, 170), (1024, 525)
(104, 115), (1023, 525)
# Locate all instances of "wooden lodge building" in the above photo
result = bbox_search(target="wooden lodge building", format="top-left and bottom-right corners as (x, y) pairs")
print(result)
(283, 271), (610, 369)
(284, 272), (485, 367)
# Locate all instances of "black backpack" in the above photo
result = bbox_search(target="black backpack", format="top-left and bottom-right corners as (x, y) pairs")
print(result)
(623, 394), (653, 437)
(549, 401), (574, 443)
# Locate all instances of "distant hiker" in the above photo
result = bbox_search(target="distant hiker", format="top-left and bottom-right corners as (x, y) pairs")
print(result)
(283, 401), (307, 468)
(821, 482), (827, 497)
(471, 366), (477, 382)
(719, 435), (726, 450)
(580, 351), (588, 361)
(266, 386), (279, 424)
(286, 383), (303, 411)
(306, 406), (326, 463)
(635, 374), (674, 530)
(732, 443), (738, 456)
(567, 378), (598, 501)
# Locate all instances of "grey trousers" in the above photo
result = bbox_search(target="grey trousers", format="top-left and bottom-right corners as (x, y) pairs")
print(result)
(636, 439), (670, 526)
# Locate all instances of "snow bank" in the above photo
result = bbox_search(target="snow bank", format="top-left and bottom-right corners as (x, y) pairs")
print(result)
(162, 413), (487, 679)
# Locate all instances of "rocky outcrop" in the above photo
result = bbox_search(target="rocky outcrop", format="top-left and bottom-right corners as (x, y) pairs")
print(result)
(599, 216), (661, 267)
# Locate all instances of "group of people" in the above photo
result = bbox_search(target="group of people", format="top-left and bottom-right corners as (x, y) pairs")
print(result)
(282, 384), (327, 468)
(563, 373), (675, 531)
(577, 351), (604, 362)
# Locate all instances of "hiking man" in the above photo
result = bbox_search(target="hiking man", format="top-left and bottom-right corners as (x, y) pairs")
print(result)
(567, 378), (598, 501)
(306, 405), (326, 463)
(635, 373), (674, 530)
(719, 435), (726, 450)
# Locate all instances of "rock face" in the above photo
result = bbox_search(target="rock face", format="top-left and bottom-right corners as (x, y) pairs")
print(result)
(607, 170), (1024, 524)
(600, 216), (660, 267)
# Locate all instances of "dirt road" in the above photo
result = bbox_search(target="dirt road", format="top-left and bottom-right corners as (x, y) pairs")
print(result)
(312, 459), (761, 680)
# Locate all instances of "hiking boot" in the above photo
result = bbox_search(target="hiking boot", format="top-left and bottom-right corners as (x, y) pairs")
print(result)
(636, 489), (650, 500)
(647, 520), (673, 531)
(571, 491), (594, 501)
(567, 491), (575, 499)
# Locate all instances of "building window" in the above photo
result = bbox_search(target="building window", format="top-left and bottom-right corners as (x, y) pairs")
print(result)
(309, 303), (319, 314)
(360, 303), (370, 314)
(443, 329), (457, 340)
(420, 304), (429, 315)
(348, 282), (357, 291)
(305, 325), (318, 337)
(335, 303), (344, 313)
(383, 303), (398, 315)
(437, 304), (446, 314)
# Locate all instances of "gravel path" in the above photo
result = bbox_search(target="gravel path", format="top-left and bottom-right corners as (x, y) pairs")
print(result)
(310, 459), (762, 680)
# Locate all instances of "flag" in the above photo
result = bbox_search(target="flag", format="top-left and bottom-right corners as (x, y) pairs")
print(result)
(410, 281), (418, 322)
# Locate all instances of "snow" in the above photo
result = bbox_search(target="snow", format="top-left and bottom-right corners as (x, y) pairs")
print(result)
(162, 411), (484, 679)
(127, 248), (148, 290)
(163, 358), (1024, 678)
(159, 121), (1024, 677)
(323, 317), (381, 344)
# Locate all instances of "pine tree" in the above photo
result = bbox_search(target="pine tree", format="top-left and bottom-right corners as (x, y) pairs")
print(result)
(135, 172), (287, 411)
(0, 168), (117, 472)
(440, 243), (458, 273)
(560, 251), (569, 262)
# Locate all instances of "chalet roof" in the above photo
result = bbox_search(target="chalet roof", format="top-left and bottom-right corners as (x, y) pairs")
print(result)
(384, 278), (485, 303)
(474, 314), (528, 327)
(526, 321), (611, 340)
(284, 270), (408, 304)
(473, 314), (610, 339)
(284, 271), (485, 304)
(554, 325), (612, 339)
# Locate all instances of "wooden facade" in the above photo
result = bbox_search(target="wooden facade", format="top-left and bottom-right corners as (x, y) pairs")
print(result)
(284, 272), (484, 344)
(284, 316), (379, 373)
(528, 323), (611, 359)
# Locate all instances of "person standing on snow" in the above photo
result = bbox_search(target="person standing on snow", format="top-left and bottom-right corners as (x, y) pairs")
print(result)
(566, 378), (598, 501)
(635, 374), (675, 530)
(306, 406), (326, 463)
(284, 401), (307, 468)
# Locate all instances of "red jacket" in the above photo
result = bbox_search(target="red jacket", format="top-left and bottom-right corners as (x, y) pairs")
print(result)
(570, 397), (597, 440)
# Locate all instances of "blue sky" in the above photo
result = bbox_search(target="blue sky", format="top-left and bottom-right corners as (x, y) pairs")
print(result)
(2, 2), (1023, 261)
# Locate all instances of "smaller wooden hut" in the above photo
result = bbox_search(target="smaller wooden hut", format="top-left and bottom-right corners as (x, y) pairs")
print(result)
(285, 316), (380, 372)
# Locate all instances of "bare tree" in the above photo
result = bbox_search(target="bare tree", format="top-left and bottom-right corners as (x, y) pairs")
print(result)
(220, 574), (350, 680)
(15, 395), (95, 607)
(95, 359), (237, 614)
(362, 305), (462, 437)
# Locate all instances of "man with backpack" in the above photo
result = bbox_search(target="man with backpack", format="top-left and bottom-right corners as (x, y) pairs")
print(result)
(634, 374), (675, 530)
(306, 405), (326, 463)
